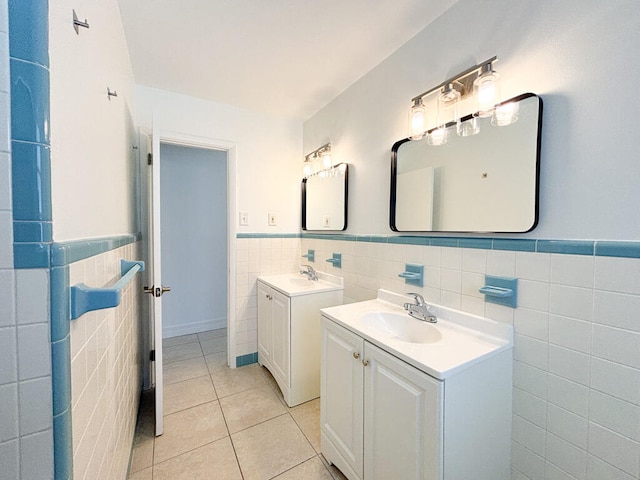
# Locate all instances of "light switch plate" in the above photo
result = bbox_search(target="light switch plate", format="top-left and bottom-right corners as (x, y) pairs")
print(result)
(239, 212), (249, 226)
(268, 213), (277, 226)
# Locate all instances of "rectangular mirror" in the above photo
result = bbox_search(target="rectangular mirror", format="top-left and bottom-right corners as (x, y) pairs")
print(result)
(302, 163), (349, 231)
(390, 93), (542, 233)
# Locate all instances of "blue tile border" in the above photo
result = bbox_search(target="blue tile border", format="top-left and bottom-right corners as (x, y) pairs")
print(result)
(51, 233), (141, 266)
(536, 240), (595, 256)
(595, 241), (640, 259)
(236, 352), (258, 367)
(236, 232), (640, 259)
(13, 221), (53, 242)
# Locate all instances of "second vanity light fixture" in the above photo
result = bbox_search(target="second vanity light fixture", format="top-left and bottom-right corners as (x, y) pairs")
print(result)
(303, 143), (337, 179)
(408, 56), (518, 144)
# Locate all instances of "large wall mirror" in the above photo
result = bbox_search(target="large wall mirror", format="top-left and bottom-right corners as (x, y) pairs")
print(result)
(302, 163), (349, 231)
(391, 93), (542, 233)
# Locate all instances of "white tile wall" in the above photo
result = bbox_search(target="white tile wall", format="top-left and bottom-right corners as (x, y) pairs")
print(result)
(68, 243), (142, 480)
(234, 237), (300, 357)
(290, 237), (640, 480)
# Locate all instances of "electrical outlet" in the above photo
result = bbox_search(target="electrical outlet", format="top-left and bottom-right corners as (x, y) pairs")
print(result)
(323, 215), (331, 228)
(239, 212), (249, 226)
(268, 213), (277, 226)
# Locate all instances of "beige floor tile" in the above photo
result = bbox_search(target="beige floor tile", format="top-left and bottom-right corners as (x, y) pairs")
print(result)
(231, 414), (315, 480)
(291, 398), (321, 452)
(198, 328), (227, 340)
(129, 438), (154, 473)
(210, 363), (267, 398)
(219, 385), (287, 433)
(128, 466), (153, 480)
(153, 401), (229, 464)
(164, 341), (203, 364)
(274, 456), (334, 480)
(164, 375), (216, 415)
(153, 437), (242, 480)
(205, 351), (228, 372)
(200, 335), (227, 354)
(163, 356), (209, 385)
(164, 334), (199, 348)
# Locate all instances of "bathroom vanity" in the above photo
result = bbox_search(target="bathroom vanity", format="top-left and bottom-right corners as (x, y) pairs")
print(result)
(320, 290), (513, 480)
(257, 272), (343, 407)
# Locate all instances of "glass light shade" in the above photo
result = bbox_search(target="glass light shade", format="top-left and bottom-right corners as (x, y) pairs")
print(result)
(322, 151), (332, 169)
(474, 66), (501, 117)
(491, 102), (519, 126)
(457, 116), (480, 136)
(409, 98), (426, 139)
(427, 126), (448, 146)
(303, 160), (312, 177)
(438, 84), (461, 125)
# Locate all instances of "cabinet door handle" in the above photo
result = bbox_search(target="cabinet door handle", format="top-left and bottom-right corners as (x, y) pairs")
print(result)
(353, 352), (360, 359)
(362, 359), (369, 366)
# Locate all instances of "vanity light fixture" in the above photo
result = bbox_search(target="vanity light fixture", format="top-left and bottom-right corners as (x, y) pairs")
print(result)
(303, 143), (333, 178)
(408, 56), (504, 143)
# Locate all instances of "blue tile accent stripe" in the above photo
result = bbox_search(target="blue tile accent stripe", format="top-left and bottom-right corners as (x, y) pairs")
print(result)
(236, 352), (258, 367)
(595, 241), (640, 258)
(51, 233), (141, 267)
(13, 220), (53, 242)
(8, 0), (49, 68)
(536, 240), (595, 255)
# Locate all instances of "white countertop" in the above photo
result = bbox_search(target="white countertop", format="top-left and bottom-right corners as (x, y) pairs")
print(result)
(258, 272), (343, 297)
(321, 290), (513, 380)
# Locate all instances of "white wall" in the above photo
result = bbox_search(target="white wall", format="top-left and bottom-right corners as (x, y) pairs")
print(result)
(135, 85), (302, 233)
(160, 144), (228, 337)
(49, 0), (137, 241)
(304, 0), (640, 240)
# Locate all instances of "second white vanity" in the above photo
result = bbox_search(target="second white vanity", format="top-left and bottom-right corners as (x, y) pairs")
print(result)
(320, 290), (513, 480)
(257, 271), (343, 407)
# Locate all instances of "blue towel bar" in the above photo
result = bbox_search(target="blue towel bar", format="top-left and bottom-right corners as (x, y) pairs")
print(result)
(399, 263), (424, 287)
(479, 275), (518, 308)
(71, 259), (145, 320)
(326, 253), (342, 268)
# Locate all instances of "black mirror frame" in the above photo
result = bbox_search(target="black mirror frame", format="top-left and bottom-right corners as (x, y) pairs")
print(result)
(390, 92), (543, 234)
(302, 163), (349, 232)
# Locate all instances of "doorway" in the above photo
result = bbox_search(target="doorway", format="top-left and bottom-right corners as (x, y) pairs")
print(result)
(159, 143), (228, 338)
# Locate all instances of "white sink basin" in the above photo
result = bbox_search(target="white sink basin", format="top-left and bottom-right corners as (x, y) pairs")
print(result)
(361, 312), (441, 344)
(258, 272), (343, 296)
(320, 289), (513, 379)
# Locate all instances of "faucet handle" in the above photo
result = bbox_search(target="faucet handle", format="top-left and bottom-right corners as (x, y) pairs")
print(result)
(406, 292), (425, 305)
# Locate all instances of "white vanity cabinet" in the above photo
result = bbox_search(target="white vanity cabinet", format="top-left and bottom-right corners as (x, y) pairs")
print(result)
(321, 318), (442, 480)
(321, 310), (512, 480)
(257, 274), (343, 407)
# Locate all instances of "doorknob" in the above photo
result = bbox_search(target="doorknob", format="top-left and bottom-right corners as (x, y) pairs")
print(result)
(143, 285), (171, 297)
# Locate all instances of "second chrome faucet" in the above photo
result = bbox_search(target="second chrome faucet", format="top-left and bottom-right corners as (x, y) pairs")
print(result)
(403, 293), (437, 323)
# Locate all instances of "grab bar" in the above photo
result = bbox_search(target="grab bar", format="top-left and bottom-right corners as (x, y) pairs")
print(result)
(71, 259), (145, 319)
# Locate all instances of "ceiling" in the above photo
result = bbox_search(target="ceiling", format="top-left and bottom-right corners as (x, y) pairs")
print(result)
(117, 0), (459, 120)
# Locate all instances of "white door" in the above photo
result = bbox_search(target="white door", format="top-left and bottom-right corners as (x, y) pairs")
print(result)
(147, 130), (172, 436)
(363, 341), (443, 480)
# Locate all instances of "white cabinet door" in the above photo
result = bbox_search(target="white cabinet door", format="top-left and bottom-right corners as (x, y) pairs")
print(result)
(363, 342), (443, 480)
(321, 317), (364, 479)
(270, 289), (291, 387)
(257, 282), (273, 366)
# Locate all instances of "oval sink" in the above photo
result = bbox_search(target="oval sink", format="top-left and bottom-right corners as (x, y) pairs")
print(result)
(361, 312), (442, 344)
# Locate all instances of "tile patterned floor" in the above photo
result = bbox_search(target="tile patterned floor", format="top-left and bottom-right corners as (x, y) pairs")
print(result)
(128, 329), (347, 480)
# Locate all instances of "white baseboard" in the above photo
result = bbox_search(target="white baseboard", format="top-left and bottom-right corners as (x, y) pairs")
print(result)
(163, 316), (227, 339)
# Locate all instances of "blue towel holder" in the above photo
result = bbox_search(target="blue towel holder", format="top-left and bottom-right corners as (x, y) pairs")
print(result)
(71, 259), (145, 320)
(302, 249), (315, 262)
(326, 253), (342, 269)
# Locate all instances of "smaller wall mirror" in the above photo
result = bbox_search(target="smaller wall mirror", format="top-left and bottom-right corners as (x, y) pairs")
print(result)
(391, 93), (542, 233)
(302, 163), (349, 231)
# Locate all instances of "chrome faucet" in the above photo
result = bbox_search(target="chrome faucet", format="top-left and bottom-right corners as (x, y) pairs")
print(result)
(300, 264), (318, 281)
(404, 293), (437, 323)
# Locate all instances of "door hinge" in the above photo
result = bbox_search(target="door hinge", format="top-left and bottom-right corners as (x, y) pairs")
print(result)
(150, 350), (155, 361)
(147, 153), (153, 165)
